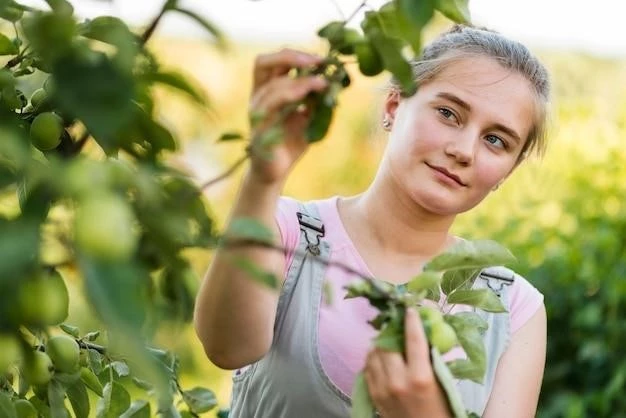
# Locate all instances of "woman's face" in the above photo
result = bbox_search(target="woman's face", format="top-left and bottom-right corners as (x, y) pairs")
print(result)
(383, 56), (536, 215)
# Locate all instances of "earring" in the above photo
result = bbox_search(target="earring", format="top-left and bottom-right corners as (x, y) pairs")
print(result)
(492, 183), (501, 191)
(382, 118), (392, 131)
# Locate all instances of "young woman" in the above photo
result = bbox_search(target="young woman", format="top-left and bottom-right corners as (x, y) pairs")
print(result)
(194, 24), (551, 418)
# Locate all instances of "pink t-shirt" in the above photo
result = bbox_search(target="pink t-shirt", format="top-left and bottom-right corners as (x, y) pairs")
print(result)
(275, 195), (544, 397)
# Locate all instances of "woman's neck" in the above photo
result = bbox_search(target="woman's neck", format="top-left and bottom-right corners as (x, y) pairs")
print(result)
(341, 176), (457, 261)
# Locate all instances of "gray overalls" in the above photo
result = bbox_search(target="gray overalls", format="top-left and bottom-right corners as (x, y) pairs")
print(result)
(229, 201), (515, 417)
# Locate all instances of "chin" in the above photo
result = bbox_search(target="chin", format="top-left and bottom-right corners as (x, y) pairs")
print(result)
(411, 192), (462, 216)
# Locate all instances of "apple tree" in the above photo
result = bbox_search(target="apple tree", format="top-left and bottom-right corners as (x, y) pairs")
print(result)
(0, 0), (511, 417)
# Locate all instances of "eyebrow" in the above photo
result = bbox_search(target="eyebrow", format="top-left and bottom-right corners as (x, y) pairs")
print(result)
(435, 92), (522, 144)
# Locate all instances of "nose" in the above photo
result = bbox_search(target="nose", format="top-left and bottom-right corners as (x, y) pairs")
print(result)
(444, 130), (478, 166)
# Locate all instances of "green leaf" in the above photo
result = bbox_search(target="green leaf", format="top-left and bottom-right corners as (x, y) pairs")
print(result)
(350, 372), (375, 418)
(397, 0), (436, 29)
(96, 382), (131, 418)
(48, 380), (69, 418)
(431, 347), (467, 418)
(53, 52), (135, 154)
(0, 216), (40, 282)
(171, 8), (225, 49)
(441, 268), (479, 295)
(181, 387), (217, 414)
(80, 16), (133, 44)
(217, 132), (243, 142)
(80, 258), (150, 332)
(435, 0), (471, 23)
(443, 312), (488, 334)
(225, 217), (274, 244)
(0, 33), (18, 55)
(60, 324), (80, 338)
(306, 98), (335, 143)
(0, 4), (25, 22)
(131, 377), (154, 391)
(131, 106), (177, 155)
(374, 318), (404, 352)
(376, 2), (422, 53)
(233, 257), (278, 289)
(120, 400), (151, 418)
(86, 350), (104, 376)
(110, 360), (130, 377)
(444, 315), (486, 382)
(368, 29), (416, 97)
(143, 70), (208, 106)
(354, 40), (383, 77)
(446, 358), (485, 382)
(84, 331), (100, 341)
(79, 16), (138, 70)
(447, 289), (507, 313)
(0, 392), (17, 418)
(407, 271), (441, 294)
(66, 380), (90, 418)
(424, 240), (517, 272)
(80, 366), (104, 397)
(21, 12), (76, 65)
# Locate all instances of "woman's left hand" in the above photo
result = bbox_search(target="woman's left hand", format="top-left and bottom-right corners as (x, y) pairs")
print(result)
(364, 308), (453, 418)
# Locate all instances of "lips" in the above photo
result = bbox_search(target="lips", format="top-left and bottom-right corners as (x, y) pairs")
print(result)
(426, 163), (467, 187)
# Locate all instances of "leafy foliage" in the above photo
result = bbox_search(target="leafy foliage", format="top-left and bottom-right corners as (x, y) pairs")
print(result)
(346, 239), (513, 417)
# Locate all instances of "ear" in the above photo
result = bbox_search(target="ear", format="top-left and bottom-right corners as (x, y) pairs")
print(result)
(383, 89), (401, 124)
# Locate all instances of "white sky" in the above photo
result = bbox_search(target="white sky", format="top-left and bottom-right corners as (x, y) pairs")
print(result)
(20, 0), (626, 57)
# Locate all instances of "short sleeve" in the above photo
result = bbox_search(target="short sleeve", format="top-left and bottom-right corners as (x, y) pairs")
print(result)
(275, 196), (301, 275)
(509, 274), (545, 334)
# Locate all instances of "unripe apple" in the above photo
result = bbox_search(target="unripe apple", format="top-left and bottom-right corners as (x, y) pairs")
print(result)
(430, 322), (459, 354)
(30, 112), (63, 151)
(23, 351), (54, 386)
(47, 335), (80, 373)
(17, 270), (69, 326)
(74, 192), (138, 261)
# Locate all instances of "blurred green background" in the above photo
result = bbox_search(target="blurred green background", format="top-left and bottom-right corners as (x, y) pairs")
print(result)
(16, 19), (624, 416)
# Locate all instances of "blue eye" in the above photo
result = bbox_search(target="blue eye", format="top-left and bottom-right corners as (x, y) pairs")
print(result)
(437, 107), (457, 122)
(486, 135), (506, 148)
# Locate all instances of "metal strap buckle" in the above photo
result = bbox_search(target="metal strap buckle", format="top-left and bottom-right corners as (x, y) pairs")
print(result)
(296, 211), (325, 255)
(478, 270), (514, 297)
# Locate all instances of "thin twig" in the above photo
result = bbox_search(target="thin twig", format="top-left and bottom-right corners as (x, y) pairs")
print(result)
(221, 237), (389, 293)
(328, 0), (347, 20)
(344, 0), (368, 25)
(140, 1), (169, 45)
(199, 154), (249, 191)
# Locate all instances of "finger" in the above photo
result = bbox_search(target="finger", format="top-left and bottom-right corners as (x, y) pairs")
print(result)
(405, 307), (434, 380)
(251, 75), (327, 118)
(376, 348), (408, 385)
(253, 48), (323, 91)
(364, 349), (387, 399)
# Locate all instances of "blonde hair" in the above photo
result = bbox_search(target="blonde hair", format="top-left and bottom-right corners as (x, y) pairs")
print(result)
(391, 24), (551, 159)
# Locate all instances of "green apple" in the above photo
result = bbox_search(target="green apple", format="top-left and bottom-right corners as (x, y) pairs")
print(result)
(17, 270), (69, 326)
(74, 192), (138, 261)
(47, 335), (80, 373)
(430, 322), (459, 354)
(30, 112), (63, 151)
(23, 351), (54, 386)
(29, 88), (47, 108)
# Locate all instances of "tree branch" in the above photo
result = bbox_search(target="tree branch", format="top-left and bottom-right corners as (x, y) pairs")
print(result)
(198, 153), (249, 191)
(221, 237), (390, 293)
(140, 1), (171, 45)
